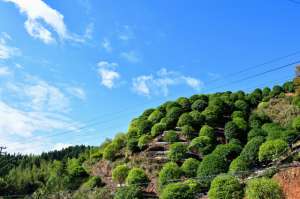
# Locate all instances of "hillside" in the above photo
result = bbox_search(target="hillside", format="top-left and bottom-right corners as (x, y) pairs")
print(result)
(1, 81), (300, 199)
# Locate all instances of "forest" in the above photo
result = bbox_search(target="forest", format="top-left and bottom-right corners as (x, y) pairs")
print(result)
(1, 80), (300, 199)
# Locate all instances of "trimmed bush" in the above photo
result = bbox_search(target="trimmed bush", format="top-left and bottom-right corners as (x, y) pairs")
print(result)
(81, 176), (102, 190)
(234, 100), (249, 113)
(189, 110), (205, 130)
(229, 156), (249, 173)
(181, 158), (200, 177)
(148, 109), (165, 124)
(160, 182), (194, 199)
(112, 165), (130, 184)
(248, 128), (267, 141)
(245, 178), (282, 199)
(181, 125), (196, 140)
(271, 85), (283, 96)
(212, 143), (242, 162)
(126, 168), (149, 187)
(208, 174), (243, 199)
(188, 136), (215, 155)
(231, 111), (246, 119)
(177, 97), (191, 112)
(224, 121), (240, 141)
(292, 116), (300, 131)
(191, 99), (208, 112)
(197, 154), (228, 187)
(103, 143), (118, 161)
(138, 135), (151, 150)
(177, 113), (194, 127)
(151, 123), (166, 137)
(114, 185), (143, 199)
(137, 119), (152, 135)
(262, 87), (271, 97)
(239, 136), (265, 166)
(164, 130), (179, 143)
(258, 139), (289, 162)
(158, 162), (182, 189)
(127, 138), (139, 152)
(199, 125), (215, 138)
(233, 117), (248, 132)
(202, 105), (220, 126)
(168, 142), (187, 162)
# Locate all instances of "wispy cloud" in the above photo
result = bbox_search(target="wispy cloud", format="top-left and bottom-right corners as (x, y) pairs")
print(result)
(0, 32), (20, 59)
(66, 86), (86, 100)
(0, 66), (12, 76)
(132, 68), (203, 96)
(101, 38), (112, 52)
(97, 61), (120, 89)
(120, 50), (140, 63)
(4, 0), (92, 44)
(118, 25), (134, 41)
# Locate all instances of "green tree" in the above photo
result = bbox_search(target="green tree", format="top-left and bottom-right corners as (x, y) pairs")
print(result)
(208, 174), (243, 199)
(148, 109), (165, 124)
(181, 125), (196, 140)
(112, 165), (130, 184)
(224, 121), (240, 141)
(234, 100), (249, 113)
(239, 136), (265, 166)
(292, 116), (300, 131)
(248, 128), (267, 141)
(258, 139), (289, 162)
(103, 143), (119, 161)
(229, 156), (249, 173)
(168, 143), (187, 162)
(151, 123), (167, 137)
(191, 99), (208, 112)
(163, 130), (179, 143)
(189, 110), (205, 130)
(160, 182), (194, 199)
(138, 135), (151, 150)
(158, 162), (182, 190)
(181, 158), (200, 177)
(245, 178), (282, 199)
(188, 136), (215, 155)
(177, 113), (194, 127)
(199, 125), (215, 138)
(126, 168), (149, 187)
(114, 185), (143, 199)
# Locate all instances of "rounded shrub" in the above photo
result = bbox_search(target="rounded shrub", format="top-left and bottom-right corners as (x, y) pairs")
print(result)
(138, 135), (151, 150)
(197, 154), (228, 188)
(112, 164), (130, 184)
(103, 143), (118, 161)
(148, 109), (165, 124)
(160, 182), (194, 199)
(127, 137), (139, 152)
(158, 162), (182, 190)
(181, 158), (200, 177)
(233, 117), (248, 132)
(292, 116), (300, 131)
(189, 110), (205, 130)
(151, 123), (166, 137)
(231, 111), (246, 120)
(81, 176), (102, 189)
(168, 142), (188, 162)
(163, 130), (179, 143)
(165, 101), (181, 112)
(137, 119), (152, 135)
(188, 136), (215, 155)
(212, 143), (242, 162)
(271, 85), (283, 96)
(245, 178), (282, 199)
(199, 125), (215, 138)
(208, 174), (243, 199)
(224, 121), (240, 141)
(234, 100), (249, 113)
(114, 185), (143, 199)
(239, 136), (265, 166)
(191, 99), (208, 112)
(181, 125), (196, 140)
(248, 128), (267, 141)
(258, 139), (289, 162)
(229, 156), (249, 174)
(202, 105), (220, 127)
(126, 168), (149, 187)
(177, 113), (194, 127)
(176, 97), (191, 112)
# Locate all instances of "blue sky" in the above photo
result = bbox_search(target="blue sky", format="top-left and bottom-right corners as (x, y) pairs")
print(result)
(0, 0), (300, 154)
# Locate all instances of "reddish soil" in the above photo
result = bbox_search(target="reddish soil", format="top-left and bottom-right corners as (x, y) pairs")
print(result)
(273, 167), (300, 199)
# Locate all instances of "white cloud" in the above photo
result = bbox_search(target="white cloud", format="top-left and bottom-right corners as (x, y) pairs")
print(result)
(120, 51), (140, 63)
(132, 68), (203, 96)
(97, 61), (120, 89)
(66, 86), (86, 100)
(0, 67), (12, 76)
(0, 32), (20, 59)
(101, 38), (112, 52)
(118, 25), (134, 41)
(4, 0), (92, 44)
